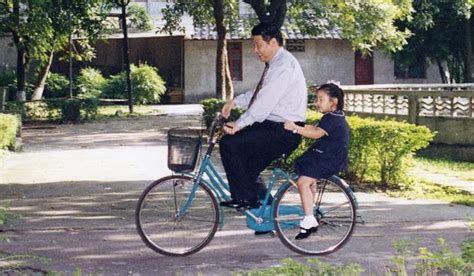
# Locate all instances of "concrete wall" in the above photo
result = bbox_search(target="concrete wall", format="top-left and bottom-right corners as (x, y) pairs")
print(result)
(373, 51), (443, 84)
(0, 37), (16, 70)
(184, 39), (443, 103)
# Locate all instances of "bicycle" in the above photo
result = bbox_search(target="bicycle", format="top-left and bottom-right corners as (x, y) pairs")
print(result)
(135, 113), (359, 256)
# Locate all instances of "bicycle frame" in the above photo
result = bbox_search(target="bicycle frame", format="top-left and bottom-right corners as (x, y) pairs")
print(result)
(176, 149), (297, 231)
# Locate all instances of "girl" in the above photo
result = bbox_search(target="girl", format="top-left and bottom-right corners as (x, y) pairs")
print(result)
(284, 83), (350, 240)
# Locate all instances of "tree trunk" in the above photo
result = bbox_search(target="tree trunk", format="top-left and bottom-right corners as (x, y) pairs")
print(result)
(13, 0), (26, 101)
(464, 17), (472, 83)
(224, 50), (234, 100)
(436, 58), (448, 84)
(243, 0), (287, 28)
(31, 51), (54, 100)
(15, 46), (27, 101)
(120, 1), (133, 113)
(214, 0), (227, 100)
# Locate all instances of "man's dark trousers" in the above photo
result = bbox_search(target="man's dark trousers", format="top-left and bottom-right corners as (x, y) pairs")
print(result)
(219, 120), (302, 203)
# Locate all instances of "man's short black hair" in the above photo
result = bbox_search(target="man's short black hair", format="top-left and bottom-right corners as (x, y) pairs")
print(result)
(251, 22), (283, 46)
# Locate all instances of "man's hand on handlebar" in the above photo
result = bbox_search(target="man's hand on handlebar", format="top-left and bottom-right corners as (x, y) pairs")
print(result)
(223, 121), (240, 135)
(221, 100), (236, 119)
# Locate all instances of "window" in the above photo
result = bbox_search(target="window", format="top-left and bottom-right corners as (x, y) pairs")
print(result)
(394, 60), (426, 79)
(286, 39), (305, 52)
(228, 42), (242, 81)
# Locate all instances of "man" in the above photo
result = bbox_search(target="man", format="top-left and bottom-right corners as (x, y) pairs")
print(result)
(220, 22), (307, 210)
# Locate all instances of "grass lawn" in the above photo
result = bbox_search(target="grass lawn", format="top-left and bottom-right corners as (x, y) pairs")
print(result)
(387, 156), (474, 207)
(388, 180), (474, 207)
(97, 105), (162, 117)
(414, 157), (474, 181)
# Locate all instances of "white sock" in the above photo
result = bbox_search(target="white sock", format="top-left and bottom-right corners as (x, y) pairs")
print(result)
(299, 215), (318, 229)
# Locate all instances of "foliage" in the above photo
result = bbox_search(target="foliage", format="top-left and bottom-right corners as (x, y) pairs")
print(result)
(392, 0), (474, 83)
(0, 69), (15, 87)
(200, 98), (243, 128)
(239, 239), (472, 275)
(127, 4), (153, 31)
(76, 67), (106, 98)
(346, 115), (434, 187)
(201, 98), (433, 187)
(160, 0), (240, 35)
(0, 114), (19, 150)
(102, 64), (166, 104)
(43, 72), (70, 99)
(273, 0), (412, 54)
(236, 258), (363, 275)
(5, 98), (98, 123)
(388, 238), (474, 275)
(0, 0), (112, 98)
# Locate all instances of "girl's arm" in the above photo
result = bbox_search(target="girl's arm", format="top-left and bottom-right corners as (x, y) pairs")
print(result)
(284, 120), (327, 139)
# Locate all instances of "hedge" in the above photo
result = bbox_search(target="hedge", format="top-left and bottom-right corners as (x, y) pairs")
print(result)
(0, 113), (19, 150)
(5, 97), (99, 123)
(201, 98), (434, 187)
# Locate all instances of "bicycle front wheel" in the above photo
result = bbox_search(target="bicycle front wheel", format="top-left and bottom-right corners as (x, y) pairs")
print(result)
(274, 178), (356, 255)
(136, 175), (219, 256)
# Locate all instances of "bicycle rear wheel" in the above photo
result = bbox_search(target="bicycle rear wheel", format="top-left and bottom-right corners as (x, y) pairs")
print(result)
(273, 177), (356, 255)
(136, 175), (219, 256)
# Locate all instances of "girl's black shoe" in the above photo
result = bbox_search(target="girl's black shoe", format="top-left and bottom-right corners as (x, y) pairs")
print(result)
(294, 226), (318, 240)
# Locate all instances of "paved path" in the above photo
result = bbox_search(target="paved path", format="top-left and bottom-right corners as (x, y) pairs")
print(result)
(0, 108), (473, 275)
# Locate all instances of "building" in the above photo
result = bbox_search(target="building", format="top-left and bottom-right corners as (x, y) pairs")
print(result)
(0, 0), (444, 103)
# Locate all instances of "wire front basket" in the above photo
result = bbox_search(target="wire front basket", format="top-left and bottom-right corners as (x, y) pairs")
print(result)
(167, 127), (202, 172)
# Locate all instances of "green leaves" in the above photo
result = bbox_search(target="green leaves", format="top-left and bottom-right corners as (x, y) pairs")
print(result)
(289, 0), (413, 54)
(393, 0), (474, 83)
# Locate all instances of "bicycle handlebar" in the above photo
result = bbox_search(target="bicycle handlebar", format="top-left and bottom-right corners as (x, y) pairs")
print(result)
(208, 112), (226, 144)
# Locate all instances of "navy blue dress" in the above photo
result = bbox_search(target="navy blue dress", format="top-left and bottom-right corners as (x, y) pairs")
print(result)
(295, 110), (350, 179)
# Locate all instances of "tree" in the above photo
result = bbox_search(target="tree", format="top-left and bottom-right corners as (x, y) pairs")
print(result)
(160, 0), (240, 100)
(0, 0), (112, 101)
(282, 0), (413, 55)
(392, 0), (474, 83)
(0, 0), (45, 101)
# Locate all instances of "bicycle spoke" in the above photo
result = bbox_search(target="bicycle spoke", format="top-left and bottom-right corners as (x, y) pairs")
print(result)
(274, 179), (356, 255)
(136, 176), (219, 256)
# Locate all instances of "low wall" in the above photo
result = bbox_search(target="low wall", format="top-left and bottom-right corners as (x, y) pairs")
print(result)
(340, 84), (474, 161)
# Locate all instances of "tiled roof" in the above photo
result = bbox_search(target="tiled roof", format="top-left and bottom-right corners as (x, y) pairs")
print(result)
(190, 19), (341, 40)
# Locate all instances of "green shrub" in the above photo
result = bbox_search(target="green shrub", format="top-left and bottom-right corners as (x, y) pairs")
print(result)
(0, 69), (15, 87)
(200, 98), (244, 128)
(201, 99), (434, 187)
(0, 114), (19, 150)
(101, 71), (126, 99)
(102, 64), (166, 104)
(238, 258), (363, 275)
(76, 67), (106, 98)
(347, 116), (433, 187)
(4, 98), (98, 123)
(43, 72), (70, 99)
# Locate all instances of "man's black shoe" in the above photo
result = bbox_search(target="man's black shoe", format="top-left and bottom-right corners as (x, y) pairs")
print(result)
(255, 230), (273, 236)
(220, 199), (240, 208)
(236, 200), (260, 210)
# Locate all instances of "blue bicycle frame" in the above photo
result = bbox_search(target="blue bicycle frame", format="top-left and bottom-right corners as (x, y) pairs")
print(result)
(176, 148), (298, 232)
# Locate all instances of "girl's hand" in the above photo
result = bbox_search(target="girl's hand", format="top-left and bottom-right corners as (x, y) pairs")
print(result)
(284, 120), (296, 131)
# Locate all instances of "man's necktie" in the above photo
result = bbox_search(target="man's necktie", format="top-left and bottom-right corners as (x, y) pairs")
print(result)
(248, 63), (269, 108)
